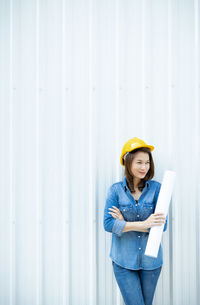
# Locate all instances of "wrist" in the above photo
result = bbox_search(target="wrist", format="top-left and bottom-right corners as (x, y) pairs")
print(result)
(141, 220), (147, 230)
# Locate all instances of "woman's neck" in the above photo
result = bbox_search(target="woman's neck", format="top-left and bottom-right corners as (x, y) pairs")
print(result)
(133, 177), (141, 189)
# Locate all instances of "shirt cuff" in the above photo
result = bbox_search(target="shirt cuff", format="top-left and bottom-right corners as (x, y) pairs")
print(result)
(112, 219), (126, 237)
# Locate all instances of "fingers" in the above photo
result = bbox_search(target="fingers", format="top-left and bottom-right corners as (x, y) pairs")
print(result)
(108, 206), (120, 214)
(108, 206), (123, 220)
(149, 214), (166, 227)
(150, 218), (165, 226)
(152, 213), (166, 220)
(108, 208), (117, 212)
(151, 218), (165, 225)
(108, 212), (117, 218)
(152, 216), (165, 220)
(108, 211), (122, 220)
(154, 213), (165, 217)
(110, 206), (120, 211)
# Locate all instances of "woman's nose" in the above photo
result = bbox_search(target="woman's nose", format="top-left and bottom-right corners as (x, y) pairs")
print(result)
(141, 164), (147, 169)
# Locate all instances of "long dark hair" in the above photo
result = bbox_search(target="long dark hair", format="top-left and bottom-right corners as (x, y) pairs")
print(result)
(124, 147), (154, 193)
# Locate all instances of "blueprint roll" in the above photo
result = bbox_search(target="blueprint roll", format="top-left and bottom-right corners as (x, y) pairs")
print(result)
(144, 170), (176, 258)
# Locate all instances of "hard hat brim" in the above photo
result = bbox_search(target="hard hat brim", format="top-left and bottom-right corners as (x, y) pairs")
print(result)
(120, 144), (154, 166)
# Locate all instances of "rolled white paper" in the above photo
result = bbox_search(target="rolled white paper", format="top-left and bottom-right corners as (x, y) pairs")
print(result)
(144, 170), (176, 258)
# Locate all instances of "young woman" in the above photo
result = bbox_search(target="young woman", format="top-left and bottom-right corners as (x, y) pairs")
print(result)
(103, 137), (168, 305)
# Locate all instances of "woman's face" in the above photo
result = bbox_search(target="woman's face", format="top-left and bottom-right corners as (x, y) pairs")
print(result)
(130, 151), (150, 178)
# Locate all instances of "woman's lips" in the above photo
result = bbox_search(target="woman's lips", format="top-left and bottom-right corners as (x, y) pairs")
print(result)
(139, 172), (146, 174)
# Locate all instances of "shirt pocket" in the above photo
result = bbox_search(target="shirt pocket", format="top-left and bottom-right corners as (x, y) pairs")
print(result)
(118, 204), (137, 221)
(142, 202), (155, 219)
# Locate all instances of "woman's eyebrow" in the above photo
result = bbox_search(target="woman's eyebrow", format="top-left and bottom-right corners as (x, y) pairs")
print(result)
(136, 159), (150, 161)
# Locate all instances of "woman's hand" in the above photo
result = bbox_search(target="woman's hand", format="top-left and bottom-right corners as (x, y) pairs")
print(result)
(143, 213), (166, 229)
(108, 206), (125, 221)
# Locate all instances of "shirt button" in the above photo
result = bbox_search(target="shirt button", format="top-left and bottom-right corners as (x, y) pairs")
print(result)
(138, 236), (141, 238)
(137, 215), (139, 217)
(123, 209), (125, 211)
(139, 248), (141, 250)
(135, 204), (138, 206)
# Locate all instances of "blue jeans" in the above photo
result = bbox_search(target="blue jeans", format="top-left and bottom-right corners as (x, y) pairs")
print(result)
(112, 261), (162, 305)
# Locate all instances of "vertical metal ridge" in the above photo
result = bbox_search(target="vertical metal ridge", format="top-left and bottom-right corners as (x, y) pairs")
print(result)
(65, 2), (72, 303)
(61, 0), (68, 304)
(167, 0), (174, 303)
(115, 0), (120, 180)
(36, 0), (41, 304)
(167, 0), (172, 159)
(9, 0), (15, 304)
(115, 1), (122, 304)
(142, 0), (146, 138)
(88, 0), (97, 304)
(194, 0), (199, 304)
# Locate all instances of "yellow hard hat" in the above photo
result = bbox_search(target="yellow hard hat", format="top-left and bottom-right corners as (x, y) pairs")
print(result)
(120, 137), (154, 166)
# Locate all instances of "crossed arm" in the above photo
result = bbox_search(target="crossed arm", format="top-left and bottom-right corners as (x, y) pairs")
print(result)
(108, 206), (166, 233)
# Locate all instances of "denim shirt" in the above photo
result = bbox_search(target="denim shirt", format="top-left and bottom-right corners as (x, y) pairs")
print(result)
(103, 177), (168, 270)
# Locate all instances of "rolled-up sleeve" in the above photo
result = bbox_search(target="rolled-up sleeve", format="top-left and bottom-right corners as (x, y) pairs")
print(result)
(103, 184), (126, 237)
(154, 182), (168, 233)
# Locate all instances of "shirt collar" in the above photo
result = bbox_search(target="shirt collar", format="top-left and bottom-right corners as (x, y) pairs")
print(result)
(122, 177), (150, 191)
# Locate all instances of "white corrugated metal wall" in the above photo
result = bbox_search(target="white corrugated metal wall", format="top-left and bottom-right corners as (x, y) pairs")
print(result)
(0, 0), (199, 304)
